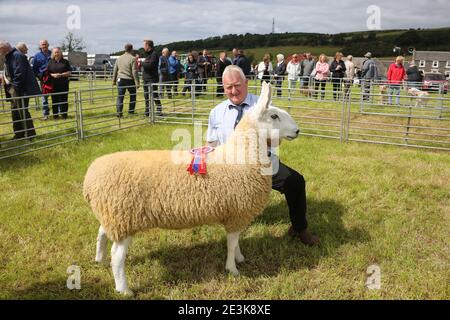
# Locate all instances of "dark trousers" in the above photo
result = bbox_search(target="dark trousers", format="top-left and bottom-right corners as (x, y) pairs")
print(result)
(275, 77), (283, 97)
(216, 77), (224, 97)
(332, 78), (343, 100)
(51, 91), (69, 119)
(116, 79), (136, 114)
(182, 78), (198, 96)
(143, 81), (162, 114)
(314, 80), (327, 99)
(159, 74), (171, 99)
(10, 96), (36, 138)
(272, 160), (308, 232)
(169, 73), (179, 94)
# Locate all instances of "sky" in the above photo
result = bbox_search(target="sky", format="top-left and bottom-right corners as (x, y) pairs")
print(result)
(1, 0), (449, 56)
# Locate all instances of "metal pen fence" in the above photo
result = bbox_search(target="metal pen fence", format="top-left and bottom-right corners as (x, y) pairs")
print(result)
(0, 79), (449, 160)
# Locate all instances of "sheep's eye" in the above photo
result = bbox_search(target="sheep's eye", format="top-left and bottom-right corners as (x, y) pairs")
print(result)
(271, 114), (279, 120)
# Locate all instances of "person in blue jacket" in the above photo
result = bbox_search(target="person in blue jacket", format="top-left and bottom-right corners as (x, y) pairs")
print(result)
(1, 41), (39, 140)
(168, 51), (181, 96)
(32, 39), (51, 120)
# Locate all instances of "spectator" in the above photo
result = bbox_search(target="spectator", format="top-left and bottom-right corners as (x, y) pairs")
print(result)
(286, 54), (301, 94)
(182, 53), (199, 96)
(16, 42), (28, 55)
(142, 39), (162, 116)
(198, 49), (212, 93)
(168, 50), (181, 96)
(215, 51), (231, 97)
(0, 41), (38, 140)
(313, 54), (330, 100)
(406, 61), (423, 89)
(32, 39), (51, 120)
(257, 53), (273, 85)
(387, 56), (406, 105)
(300, 52), (316, 95)
(273, 53), (286, 97)
(47, 47), (72, 120)
(135, 53), (142, 72)
(344, 55), (356, 96)
(232, 48), (251, 77)
(361, 52), (379, 101)
(112, 43), (140, 117)
(329, 52), (346, 100)
(158, 47), (171, 99)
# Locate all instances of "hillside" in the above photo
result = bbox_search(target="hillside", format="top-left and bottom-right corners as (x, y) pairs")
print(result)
(113, 27), (450, 61)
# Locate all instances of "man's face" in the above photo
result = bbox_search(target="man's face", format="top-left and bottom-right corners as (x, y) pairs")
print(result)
(306, 53), (311, 60)
(144, 42), (150, 51)
(232, 49), (238, 57)
(203, 50), (208, 56)
(223, 72), (248, 106)
(40, 41), (49, 52)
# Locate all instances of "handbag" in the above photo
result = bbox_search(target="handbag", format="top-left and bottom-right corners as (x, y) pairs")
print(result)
(42, 71), (54, 94)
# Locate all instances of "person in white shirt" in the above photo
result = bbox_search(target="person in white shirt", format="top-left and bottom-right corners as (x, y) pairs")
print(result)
(344, 55), (355, 96)
(257, 54), (273, 85)
(207, 65), (320, 245)
(286, 54), (301, 95)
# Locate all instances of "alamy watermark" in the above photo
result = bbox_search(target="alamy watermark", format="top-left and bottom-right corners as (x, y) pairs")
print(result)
(66, 5), (81, 30)
(365, 264), (381, 290)
(366, 5), (381, 30)
(67, 265), (81, 290)
(170, 122), (279, 176)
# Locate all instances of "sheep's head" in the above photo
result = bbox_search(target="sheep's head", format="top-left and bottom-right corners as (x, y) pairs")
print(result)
(249, 81), (300, 143)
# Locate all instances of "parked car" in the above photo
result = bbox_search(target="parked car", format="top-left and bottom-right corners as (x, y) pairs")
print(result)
(422, 73), (448, 94)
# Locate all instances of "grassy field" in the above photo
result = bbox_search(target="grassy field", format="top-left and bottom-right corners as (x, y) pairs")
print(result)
(0, 120), (449, 299)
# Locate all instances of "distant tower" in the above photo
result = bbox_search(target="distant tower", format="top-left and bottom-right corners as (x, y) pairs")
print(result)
(272, 17), (275, 34)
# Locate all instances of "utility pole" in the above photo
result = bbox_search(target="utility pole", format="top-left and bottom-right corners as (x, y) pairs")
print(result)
(272, 18), (275, 34)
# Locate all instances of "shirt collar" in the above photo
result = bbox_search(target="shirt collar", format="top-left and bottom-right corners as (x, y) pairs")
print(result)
(227, 94), (253, 109)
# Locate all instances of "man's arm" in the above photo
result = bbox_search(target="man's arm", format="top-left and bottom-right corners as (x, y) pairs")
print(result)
(112, 60), (118, 85)
(12, 54), (27, 91)
(206, 108), (219, 147)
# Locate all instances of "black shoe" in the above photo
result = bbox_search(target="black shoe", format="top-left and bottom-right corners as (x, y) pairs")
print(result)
(287, 227), (320, 246)
(116, 113), (123, 118)
(53, 115), (59, 120)
(10, 135), (24, 141)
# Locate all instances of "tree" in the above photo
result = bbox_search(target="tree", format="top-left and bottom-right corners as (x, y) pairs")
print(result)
(61, 32), (86, 52)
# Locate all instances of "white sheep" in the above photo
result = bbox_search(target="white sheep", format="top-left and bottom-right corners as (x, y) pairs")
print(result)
(83, 82), (299, 295)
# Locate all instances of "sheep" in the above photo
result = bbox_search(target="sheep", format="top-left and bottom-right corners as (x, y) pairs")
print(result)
(83, 82), (300, 295)
(407, 87), (429, 108)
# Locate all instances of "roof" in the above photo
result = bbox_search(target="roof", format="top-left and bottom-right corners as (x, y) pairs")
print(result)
(413, 51), (450, 61)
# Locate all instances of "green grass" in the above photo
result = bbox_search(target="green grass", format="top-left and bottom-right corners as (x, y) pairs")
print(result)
(0, 122), (449, 299)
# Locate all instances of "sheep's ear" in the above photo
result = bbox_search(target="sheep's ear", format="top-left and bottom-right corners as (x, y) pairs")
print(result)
(254, 81), (272, 119)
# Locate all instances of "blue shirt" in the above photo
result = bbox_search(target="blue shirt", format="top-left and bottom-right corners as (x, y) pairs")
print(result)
(207, 93), (259, 145)
(32, 50), (51, 78)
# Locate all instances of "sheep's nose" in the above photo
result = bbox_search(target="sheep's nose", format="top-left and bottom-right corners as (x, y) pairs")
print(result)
(295, 129), (300, 135)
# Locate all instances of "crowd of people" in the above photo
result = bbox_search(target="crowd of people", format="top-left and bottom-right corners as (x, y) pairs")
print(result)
(1, 37), (428, 139)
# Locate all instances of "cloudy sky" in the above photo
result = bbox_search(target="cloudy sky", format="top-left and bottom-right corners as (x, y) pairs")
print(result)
(1, 0), (449, 55)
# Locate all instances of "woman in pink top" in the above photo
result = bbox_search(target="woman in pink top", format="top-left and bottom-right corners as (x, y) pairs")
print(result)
(314, 54), (330, 99)
(387, 56), (406, 105)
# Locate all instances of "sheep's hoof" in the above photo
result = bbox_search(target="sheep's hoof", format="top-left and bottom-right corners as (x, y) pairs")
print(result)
(117, 288), (134, 297)
(226, 267), (240, 276)
(235, 254), (245, 264)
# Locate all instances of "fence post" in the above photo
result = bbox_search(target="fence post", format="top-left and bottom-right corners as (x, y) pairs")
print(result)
(346, 91), (352, 143)
(191, 82), (196, 125)
(77, 90), (85, 140)
(150, 84), (155, 124)
(89, 72), (94, 104)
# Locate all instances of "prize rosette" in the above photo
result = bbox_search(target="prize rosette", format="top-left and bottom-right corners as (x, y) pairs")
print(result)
(187, 146), (214, 175)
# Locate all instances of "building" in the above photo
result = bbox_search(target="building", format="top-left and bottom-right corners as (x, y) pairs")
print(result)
(412, 50), (450, 78)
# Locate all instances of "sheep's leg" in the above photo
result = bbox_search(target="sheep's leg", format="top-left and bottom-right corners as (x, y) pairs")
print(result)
(235, 242), (245, 263)
(95, 225), (108, 264)
(225, 232), (240, 276)
(111, 237), (133, 296)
